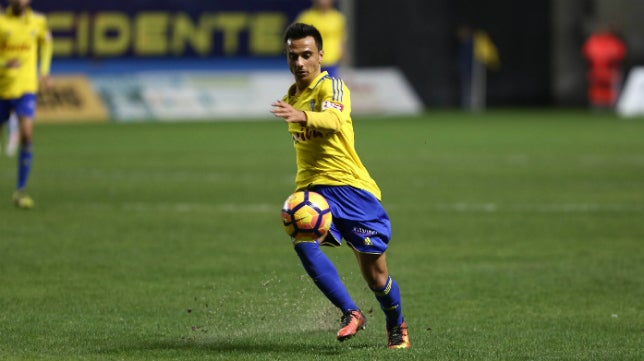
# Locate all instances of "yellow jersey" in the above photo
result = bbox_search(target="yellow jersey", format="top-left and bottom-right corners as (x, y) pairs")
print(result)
(0, 7), (52, 99)
(283, 71), (381, 200)
(295, 9), (345, 66)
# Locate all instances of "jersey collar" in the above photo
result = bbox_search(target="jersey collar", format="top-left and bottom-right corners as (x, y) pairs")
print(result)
(308, 71), (330, 90)
(288, 70), (329, 97)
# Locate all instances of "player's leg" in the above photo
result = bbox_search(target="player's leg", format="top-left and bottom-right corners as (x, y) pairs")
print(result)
(13, 114), (34, 208)
(293, 237), (365, 341)
(320, 184), (410, 349)
(5, 113), (19, 156)
(294, 238), (359, 313)
(12, 94), (36, 209)
(354, 252), (403, 326)
(302, 187), (372, 341)
(0, 100), (11, 156)
(354, 251), (409, 349)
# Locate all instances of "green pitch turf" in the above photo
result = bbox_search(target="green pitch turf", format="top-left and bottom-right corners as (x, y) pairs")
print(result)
(0, 110), (642, 360)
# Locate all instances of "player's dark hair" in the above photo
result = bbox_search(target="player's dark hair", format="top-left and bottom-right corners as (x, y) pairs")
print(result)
(283, 22), (323, 51)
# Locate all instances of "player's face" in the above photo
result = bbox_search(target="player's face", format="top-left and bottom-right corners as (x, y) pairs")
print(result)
(314, 0), (334, 10)
(286, 36), (323, 87)
(8, 0), (30, 12)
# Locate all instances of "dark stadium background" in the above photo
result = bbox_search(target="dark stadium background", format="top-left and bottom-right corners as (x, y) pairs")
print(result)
(37, 0), (644, 110)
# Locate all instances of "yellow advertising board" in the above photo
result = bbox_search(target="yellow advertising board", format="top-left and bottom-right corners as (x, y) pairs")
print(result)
(37, 75), (109, 123)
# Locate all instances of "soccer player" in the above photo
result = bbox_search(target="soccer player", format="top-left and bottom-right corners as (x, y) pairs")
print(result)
(295, 0), (346, 78)
(270, 23), (410, 349)
(0, 0), (53, 208)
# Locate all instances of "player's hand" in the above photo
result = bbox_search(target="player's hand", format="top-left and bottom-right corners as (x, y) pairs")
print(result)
(5, 58), (21, 69)
(270, 100), (307, 124)
(39, 75), (53, 90)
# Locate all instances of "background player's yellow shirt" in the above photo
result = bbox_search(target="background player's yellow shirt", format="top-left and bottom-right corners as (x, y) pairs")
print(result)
(0, 8), (52, 99)
(283, 71), (382, 200)
(296, 9), (345, 66)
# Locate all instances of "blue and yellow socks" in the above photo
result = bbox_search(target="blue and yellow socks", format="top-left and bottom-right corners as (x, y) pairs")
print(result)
(371, 275), (404, 328)
(294, 242), (404, 328)
(294, 241), (359, 313)
(17, 143), (32, 190)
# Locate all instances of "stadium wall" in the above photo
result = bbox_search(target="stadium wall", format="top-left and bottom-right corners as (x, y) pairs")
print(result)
(38, 0), (644, 114)
(353, 0), (552, 108)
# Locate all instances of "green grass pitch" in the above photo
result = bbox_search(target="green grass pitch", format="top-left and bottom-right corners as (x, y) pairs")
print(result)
(0, 110), (642, 360)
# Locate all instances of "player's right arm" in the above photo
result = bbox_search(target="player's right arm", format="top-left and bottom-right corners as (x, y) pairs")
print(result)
(271, 79), (351, 131)
(271, 100), (307, 124)
(271, 97), (347, 132)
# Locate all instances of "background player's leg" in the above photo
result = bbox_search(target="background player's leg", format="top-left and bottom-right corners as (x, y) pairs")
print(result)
(16, 115), (33, 191)
(0, 102), (11, 156)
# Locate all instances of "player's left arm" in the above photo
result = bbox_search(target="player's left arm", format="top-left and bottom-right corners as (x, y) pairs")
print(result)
(303, 80), (350, 132)
(37, 15), (53, 89)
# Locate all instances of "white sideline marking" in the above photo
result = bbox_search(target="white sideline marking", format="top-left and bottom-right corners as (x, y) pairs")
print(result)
(433, 203), (644, 213)
(122, 202), (276, 213)
(61, 202), (276, 213)
(61, 201), (643, 214)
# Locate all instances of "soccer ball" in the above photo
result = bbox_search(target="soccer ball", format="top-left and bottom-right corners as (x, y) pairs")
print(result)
(281, 191), (332, 242)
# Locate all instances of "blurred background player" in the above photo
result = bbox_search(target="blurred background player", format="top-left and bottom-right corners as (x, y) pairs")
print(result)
(0, 0), (53, 208)
(0, 3), (18, 157)
(295, 0), (346, 78)
(582, 24), (627, 110)
(456, 24), (500, 111)
(271, 23), (410, 349)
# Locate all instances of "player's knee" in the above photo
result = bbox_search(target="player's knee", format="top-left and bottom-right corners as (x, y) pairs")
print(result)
(20, 133), (32, 144)
(368, 272), (390, 290)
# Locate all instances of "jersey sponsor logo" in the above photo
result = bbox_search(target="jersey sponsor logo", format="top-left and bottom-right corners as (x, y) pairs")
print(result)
(291, 127), (324, 143)
(322, 100), (344, 112)
(353, 226), (378, 237)
(0, 43), (31, 51)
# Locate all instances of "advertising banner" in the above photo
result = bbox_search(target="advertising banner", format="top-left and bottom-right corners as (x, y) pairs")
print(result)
(91, 69), (423, 122)
(38, 1), (307, 60)
(37, 75), (109, 123)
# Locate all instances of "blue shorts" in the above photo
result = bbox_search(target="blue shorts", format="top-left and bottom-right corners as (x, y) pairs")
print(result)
(311, 185), (391, 254)
(0, 94), (37, 124)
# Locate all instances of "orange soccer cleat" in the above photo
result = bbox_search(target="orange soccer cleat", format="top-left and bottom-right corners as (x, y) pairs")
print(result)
(336, 310), (366, 341)
(387, 321), (410, 349)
